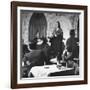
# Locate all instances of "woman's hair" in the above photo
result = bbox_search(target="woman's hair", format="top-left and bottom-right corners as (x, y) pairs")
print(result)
(56, 21), (61, 29)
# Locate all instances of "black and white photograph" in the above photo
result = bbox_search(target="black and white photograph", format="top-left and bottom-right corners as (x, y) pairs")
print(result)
(11, 1), (87, 88)
(20, 9), (81, 79)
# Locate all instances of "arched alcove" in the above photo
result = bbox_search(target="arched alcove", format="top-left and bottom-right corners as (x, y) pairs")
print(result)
(29, 13), (47, 41)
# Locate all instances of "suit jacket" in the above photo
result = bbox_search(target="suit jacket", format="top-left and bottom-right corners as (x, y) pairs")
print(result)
(23, 49), (45, 66)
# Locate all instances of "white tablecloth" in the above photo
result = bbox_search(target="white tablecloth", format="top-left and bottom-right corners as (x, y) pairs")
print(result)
(28, 65), (73, 78)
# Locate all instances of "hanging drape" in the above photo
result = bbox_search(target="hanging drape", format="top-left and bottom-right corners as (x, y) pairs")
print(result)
(29, 13), (47, 41)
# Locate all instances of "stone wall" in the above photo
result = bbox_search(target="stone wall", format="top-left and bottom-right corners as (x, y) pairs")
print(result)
(21, 11), (79, 44)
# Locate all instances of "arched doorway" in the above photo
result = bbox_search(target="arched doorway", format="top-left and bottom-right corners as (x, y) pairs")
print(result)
(29, 13), (47, 41)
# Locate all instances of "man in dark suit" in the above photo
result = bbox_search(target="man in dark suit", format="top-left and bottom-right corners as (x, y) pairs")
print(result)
(66, 29), (79, 60)
(23, 49), (45, 67)
(22, 40), (46, 77)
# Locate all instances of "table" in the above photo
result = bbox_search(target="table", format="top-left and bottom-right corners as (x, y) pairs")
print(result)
(28, 65), (74, 78)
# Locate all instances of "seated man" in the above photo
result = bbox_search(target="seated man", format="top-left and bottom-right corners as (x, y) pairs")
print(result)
(22, 40), (46, 78)
(36, 37), (52, 65)
(63, 29), (79, 75)
(66, 29), (79, 60)
(22, 44), (30, 57)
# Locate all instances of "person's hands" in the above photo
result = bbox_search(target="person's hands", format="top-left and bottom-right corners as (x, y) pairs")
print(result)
(26, 61), (31, 65)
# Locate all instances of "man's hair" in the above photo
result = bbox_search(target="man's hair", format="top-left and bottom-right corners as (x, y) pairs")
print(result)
(70, 29), (75, 37)
(29, 38), (37, 49)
